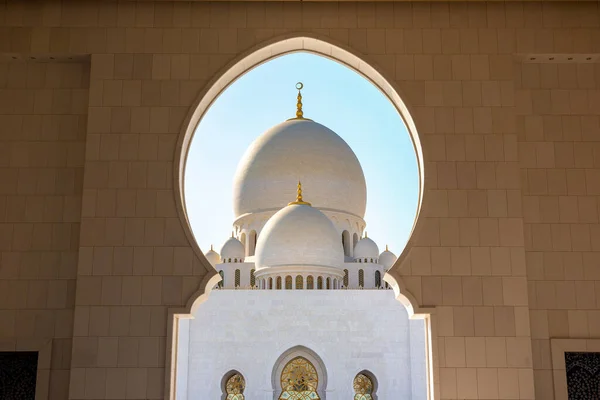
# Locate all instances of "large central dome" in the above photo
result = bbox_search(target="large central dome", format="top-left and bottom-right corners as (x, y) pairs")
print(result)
(233, 119), (367, 218)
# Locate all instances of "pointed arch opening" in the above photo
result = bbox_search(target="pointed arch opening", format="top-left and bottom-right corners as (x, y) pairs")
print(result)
(169, 34), (434, 400)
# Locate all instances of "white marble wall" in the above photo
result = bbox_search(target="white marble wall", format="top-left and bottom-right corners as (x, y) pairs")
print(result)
(180, 290), (427, 399)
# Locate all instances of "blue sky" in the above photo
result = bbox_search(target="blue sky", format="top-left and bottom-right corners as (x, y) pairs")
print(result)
(184, 52), (419, 257)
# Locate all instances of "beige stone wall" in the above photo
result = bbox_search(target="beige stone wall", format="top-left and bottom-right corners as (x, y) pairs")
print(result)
(0, 59), (89, 399)
(0, 1), (599, 400)
(519, 61), (600, 398)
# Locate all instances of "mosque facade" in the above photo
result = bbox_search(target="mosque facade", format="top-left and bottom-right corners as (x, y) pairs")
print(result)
(2, 2), (600, 400)
(179, 87), (427, 399)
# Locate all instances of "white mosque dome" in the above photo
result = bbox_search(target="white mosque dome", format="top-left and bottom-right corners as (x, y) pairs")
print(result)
(232, 119), (367, 219)
(354, 236), (379, 260)
(220, 237), (245, 261)
(379, 246), (397, 269)
(255, 199), (344, 272)
(204, 246), (220, 266)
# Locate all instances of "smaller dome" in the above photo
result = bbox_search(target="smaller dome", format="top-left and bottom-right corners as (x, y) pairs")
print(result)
(255, 185), (344, 272)
(379, 245), (397, 269)
(220, 236), (245, 261)
(354, 236), (379, 260)
(204, 245), (220, 266)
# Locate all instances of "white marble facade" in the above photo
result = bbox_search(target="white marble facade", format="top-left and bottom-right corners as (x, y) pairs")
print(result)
(177, 290), (428, 400)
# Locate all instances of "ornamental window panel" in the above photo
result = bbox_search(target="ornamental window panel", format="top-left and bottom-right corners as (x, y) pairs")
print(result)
(375, 271), (381, 288)
(235, 269), (241, 287)
(326, 277), (330, 290)
(307, 276), (314, 289)
(317, 277), (323, 290)
(353, 373), (374, 400)
(278, 357), (320, 400)
(225, 372), (245, 400)
(566, 352), (600, 399)
(358, 269), (364, 287)
(277, 276), (282, 290)
(296, 275), (303, 289)
(269, 277), (273, 289)
(285, 276), (292, 290)
(250, 269), (256, 287)
(343, 269), (349, 287)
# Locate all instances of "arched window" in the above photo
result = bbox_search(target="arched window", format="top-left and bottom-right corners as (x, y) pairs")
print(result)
(224, 372), (245, 400)
(278, 357), (319, 400)
(353, 232), (359, 249)
(307, 275), (314, 289)
(285, 275), (292, 290)
(250, 269), (255, 287)
(358, 269), (364, 288)
(235, 269), (241, 287)
(326, 277), (331, 290)
(375, 271), (381, 288)
(343, 269), (349, 287)
(249, 230), (257, 256)
(342, 230), (351, 257)
(240, 233), (246, 256)
(296, 275), (303, 289)
(218, 270), (224, 288)
(353, 373), (374, 400)
(317, 276), (323, 290)
(269, 277), (273, 289)
(277, 276), (282, 290)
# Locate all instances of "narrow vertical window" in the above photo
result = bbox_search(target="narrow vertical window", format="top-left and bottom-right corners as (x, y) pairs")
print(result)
(285, 275), (292, 289)
(218, 270), (224, 288)
(250, 269), (256, 287)
(358, 269), (364, 287)
(317, 276), (323, 290)
(277, 276), (282, 289)
(307, 275), (314, 289)
(268, 277), (273, 289)
(296, 275), (303, 289)
(375, 271), (381, 288)
(326, 277), (331, 290)
(343, 269), (349, 287)
(235, 269), (241, 287)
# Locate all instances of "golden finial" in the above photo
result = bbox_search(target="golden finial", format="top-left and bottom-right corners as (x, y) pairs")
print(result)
(288, 181), (312, 206)
(211, 244), (213, 251)
(365, 231), (368, 238)
(295, 82), (304, 119)
(386, 244), (388, 251)
(231, 231), (234, 238)
(287, 82), (312, 121)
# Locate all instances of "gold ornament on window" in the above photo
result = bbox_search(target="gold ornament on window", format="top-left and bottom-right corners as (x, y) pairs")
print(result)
(279, 357), (320, 400)
(353, 373), (374, 400)
(225, 373), (245, 400)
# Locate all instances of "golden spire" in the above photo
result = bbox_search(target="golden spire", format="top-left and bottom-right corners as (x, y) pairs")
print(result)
(288, 181), (312, 206)
(386, 244), (389, 251)
(365, 231), (368, 238)
(295, 82), (304, 119)
(287, 82), (312, 121)
(211, 244), (213, 251)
